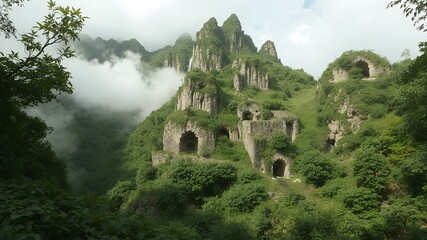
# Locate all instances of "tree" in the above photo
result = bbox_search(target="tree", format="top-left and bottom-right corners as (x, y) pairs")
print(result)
(353, 147), (391, 196)
(294, 150), (336, 187)
(0, 0), (87, 186)
(388, 0), (427, 32)
(389, 1), (427, 142)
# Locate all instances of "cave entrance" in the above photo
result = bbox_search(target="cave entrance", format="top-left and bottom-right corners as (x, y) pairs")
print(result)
(218, 127), (230, 139)
(179, 131), (198, 153)
(355, 60), (370, 78)
(324, 137), (336, 152)
(273, 159), (285, 177)
(242, 111), (253, 121)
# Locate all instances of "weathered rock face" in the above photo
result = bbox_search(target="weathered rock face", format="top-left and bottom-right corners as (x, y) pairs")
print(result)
(339, 98), (365, 131)
(163, 121), (215, 156)
(325, 98), (367, 151)
(332, 56), (389, 83)
(332, 68), (349, 83)
(240, 111), (299, 170)
(176, 75), (217, 114)
(222, 14), (257, 55)
(325, 120), (344, 152)
(259, 40), (278, 61)
(233, 58), (269, 91)
(237, 104), (262, 121)
(190, 18), (226, 72)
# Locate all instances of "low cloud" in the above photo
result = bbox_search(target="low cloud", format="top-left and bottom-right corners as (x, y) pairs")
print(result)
(65, 52), (184, 120)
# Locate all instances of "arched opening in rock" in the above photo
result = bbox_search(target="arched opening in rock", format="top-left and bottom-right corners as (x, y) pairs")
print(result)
(355, 60), (370, 78)
(273, 159), (285, 177)
(242, 111), (253, 120)
(324, 137), (336, 152)
(179, 131), (198, 153)
(218, 127), (230, 139)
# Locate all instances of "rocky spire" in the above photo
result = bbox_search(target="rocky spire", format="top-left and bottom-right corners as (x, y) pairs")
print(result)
(259, 40), (279, 61)
(190, 17), (226, 71)
(222, 14), (257, 54)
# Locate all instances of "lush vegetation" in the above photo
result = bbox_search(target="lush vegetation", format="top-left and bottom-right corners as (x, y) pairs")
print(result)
(2, 0), (427, 239)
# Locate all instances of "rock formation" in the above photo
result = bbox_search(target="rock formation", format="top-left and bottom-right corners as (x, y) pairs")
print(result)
(240, 110), (299, 171)
(233, 58), (269, 91)
(176, 72), (218, 114)
(161, 34), (193, 72)
(163, 121), (215, 156)
(259, 40), (279, 61)
(222, 14), (257, 55)
(190, 18), (226, 71)
(332, 56), (390, 83)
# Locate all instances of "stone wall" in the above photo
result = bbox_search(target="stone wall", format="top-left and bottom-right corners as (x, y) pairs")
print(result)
(271, 153), (292, 179)
(163, 121), (215, 155)
(240, 112), (299, 170)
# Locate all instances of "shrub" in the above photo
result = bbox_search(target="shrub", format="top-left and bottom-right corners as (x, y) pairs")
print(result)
(343, 187), (381, 217)
(237, 169), (262, 184)
(135, 162), (157, 186)
(294, 150), (336, 187)
(261, 109), (273, 120)
(221, 183), (269, 212)
(353, 147), (391, 195)
(269, 131), (290, 153)
(262, 99), (284, 110)
(165, 160), (237, 205)
(107, 180), (135, 210)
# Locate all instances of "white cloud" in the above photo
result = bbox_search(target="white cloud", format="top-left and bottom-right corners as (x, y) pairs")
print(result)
(5, 0), (426, 79)
(65, 52), (184, 119)
(289, 24), (312, 46)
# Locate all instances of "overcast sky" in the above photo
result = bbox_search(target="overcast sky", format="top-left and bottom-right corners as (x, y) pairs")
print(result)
(8, 0), (425, 79)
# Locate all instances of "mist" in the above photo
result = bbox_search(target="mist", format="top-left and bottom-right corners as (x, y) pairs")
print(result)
(27, 51), (184, 193)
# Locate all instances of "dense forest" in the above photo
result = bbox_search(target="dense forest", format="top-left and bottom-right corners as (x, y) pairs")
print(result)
(1, 0), (426, 239)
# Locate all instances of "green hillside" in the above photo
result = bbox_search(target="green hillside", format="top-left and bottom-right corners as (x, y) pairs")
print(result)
(2, 4), (426, 239)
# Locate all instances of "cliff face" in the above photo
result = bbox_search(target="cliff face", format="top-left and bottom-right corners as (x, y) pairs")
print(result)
(233, 58), (269, 91)
(190, 14), (259, 72)
(161, 34), (194, 72)
(176, 72), (218, 114)
(190, 18), (226, 71)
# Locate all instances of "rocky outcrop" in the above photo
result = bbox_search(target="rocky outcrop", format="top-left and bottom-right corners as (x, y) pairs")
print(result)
(240, 111), (299, 170)
(190, 18), (226, 71)
(163, 121), (215, 156)
(325, 120), (344, 152)
(176, 74), (218, 114)
(160, 34), (193, 72)
(332, 68), (349, 83)
(222, 14), (257, 55)
(332, 56), (390, 83)
(233, 58), (269, 91)
(339, 98), (365, 131)
(259, 40), (279, 61)
(325, 98), (367, 151)
(238, 104), (262, 121)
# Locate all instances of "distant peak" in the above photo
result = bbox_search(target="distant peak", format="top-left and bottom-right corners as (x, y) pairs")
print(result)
(203, 17), (219, 29)
(259, 40), (278, 60)
(222, 13), (242, 32)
